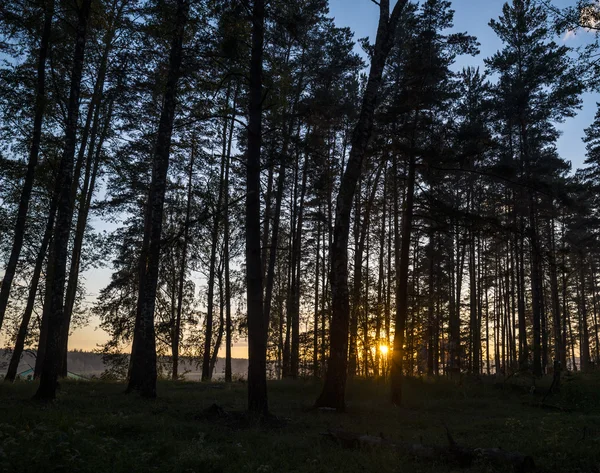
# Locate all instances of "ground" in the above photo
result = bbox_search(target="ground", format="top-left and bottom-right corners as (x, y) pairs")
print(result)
(0, 373), (598, 473)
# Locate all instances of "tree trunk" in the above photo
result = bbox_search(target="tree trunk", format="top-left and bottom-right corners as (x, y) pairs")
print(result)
(0, 0), (54, 331)
(246, 0), (268, 415)
(5, 191), (58, 382)
(59, 97), (114, 377)
(290, 151), (309, 378)
(315, 0), (408, 411)
(427, 230), (435, 377)
(34, 0), (92, 401)
(529, 200), (543, 377)
(391, 151), (415, 405)
(223, 86), (237, 383)
(202, 102), (229, 381)
(127, 0), (188, 398)
(313, 201), (321, 378)
(172, 139), (195, 380)
(209, 261), (225, 377)
(579, 259), (591, 372)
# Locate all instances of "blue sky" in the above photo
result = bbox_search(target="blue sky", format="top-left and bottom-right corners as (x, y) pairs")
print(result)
(328, 0), (599, 171)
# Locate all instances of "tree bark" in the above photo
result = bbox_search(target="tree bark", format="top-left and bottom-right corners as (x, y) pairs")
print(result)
(246, 0), (268, 415)
(127, 0), (188, 398)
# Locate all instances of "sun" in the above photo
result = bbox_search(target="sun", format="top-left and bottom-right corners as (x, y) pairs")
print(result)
(379, 344), (389, 355)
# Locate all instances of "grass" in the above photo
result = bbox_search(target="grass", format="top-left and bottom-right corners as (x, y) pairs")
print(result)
(0, 373), (599, 473)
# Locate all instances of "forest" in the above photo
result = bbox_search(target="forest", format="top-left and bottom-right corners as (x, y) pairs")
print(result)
(2, 0), (600, 471)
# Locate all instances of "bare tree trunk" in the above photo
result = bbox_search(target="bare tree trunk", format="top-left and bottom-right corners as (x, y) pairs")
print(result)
(0, 0), (54, 331)
(246, 0), (268, 415)
(469, 229), (479, 375)
(375, 166), (388, 377)
(579, 259), (591, 372)
(172, 139), (195, 380)
(516, 218), (528, 369)
(202, 100), (229, 381)
(34, 0), (92, 401)
(290, 151), (308, 378)
(349, 166), (382, 377)
(127, 0), (188, 398)
(224, 86), (237, 383)
(60, 97), (114, 377)
(590, 263), (600, 364)
(313, 203), (321, 378)
(209, 260), (225, 377)
(529, 200), (543, 377)
(427, 230), (435, 376)
(315, 0), (408, 411)
(391, 150), (415, 405)
(5, 191), (58, 382)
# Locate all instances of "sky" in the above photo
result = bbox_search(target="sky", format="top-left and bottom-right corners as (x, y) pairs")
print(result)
(65, 0), (600, 353)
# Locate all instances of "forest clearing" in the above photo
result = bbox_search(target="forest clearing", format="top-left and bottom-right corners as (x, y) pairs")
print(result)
(0, 374), (599, 473)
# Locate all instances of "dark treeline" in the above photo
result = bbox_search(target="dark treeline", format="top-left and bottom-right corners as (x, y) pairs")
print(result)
(1, 0), (600, 412)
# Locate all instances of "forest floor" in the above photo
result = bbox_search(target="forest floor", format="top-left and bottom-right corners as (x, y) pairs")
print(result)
(0, 372), (598, 473)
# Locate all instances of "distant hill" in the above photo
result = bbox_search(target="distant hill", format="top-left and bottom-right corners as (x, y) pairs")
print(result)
(0, 350), (248, 380)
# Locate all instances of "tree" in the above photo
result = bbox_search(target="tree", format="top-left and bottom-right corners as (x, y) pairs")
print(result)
(486, 0), (583, 376)
(0, 0), (54, 332)
(35, 0), (93, 401)
(315, 0), (409, 411)
(246, 0), (268, 415)
(127, 0), (189, 398)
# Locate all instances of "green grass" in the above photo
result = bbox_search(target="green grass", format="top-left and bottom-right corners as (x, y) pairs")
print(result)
(0, 373), (598, 473)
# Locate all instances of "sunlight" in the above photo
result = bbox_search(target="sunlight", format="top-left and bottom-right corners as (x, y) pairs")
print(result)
(379, 344), (389, 355)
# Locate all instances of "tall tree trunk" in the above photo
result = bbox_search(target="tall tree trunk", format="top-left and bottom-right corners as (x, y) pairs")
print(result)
(0, 0), (54, 331)
(127, 0), (188, 398)
(59, 13), (120, 371)
(376, 166), (388, 377)
(349, 166), (382, 377)
(579, 259), (591, 372)
(59, 97), (114, 377)
(223, 86), (237, 383)
(529, 200), (543, 377)
(547, 215), (563, 367)
(590, 263), (600, 364)
(516, 218), (528, 369)
(34, 0), (92, 401)
(315, 0), (408, 411)
(313, 204), (321, 378)
(209, 260), (225, 377)
(427, 230), (435, 376)
(202, 103), (229, 381)
(391, 150), (415, 405)
(5, 191), (58, 382)
(246, 0), (268, 415)
(290, 151), (308, 378)
(172, 139), (195, 380)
